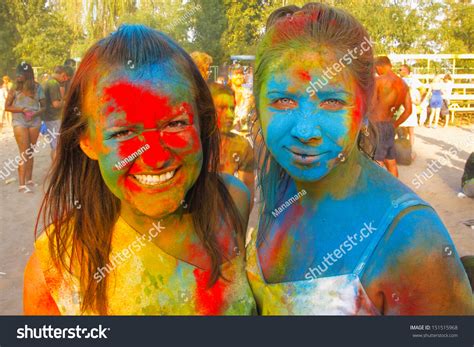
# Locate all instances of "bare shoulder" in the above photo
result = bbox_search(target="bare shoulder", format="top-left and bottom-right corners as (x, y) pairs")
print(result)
(220, 173), (250, 222)
(362, 206), (473, 315)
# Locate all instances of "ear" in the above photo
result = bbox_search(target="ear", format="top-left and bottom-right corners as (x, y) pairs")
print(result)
(79, 132), (99, 160)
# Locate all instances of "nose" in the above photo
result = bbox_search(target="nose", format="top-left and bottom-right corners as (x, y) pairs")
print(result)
(139, 130), (172, 168)
(290, 118), (322, 144)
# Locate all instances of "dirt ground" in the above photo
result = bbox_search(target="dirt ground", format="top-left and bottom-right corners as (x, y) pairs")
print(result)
(0, 124), (473, 315)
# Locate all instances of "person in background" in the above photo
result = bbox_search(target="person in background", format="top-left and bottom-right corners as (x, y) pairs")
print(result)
(229, 65), (255, 135)
(40, 73), (50, 84)
(425, 74), (444, 128)
(369, 56), (412, 177)
(442, 74), (453, 127)
(4, 63), (45, 192)
(209, 83), (255, 209)
(245, 66), (253, 88)
(42, 66), (70, 160)
(190, 51), (213, 82)
(64, 58), (76, 69)
(0, 76), (12, 127)
(63, 58), (76, 97)
(398, 64), (423, 158)
(61, 66), (75, 98)
(462, 152), (474, 198)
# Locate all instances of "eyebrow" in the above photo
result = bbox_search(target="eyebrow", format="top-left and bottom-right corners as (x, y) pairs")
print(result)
(266, 90), (298, 97)
(266, 89), (352, 99)
(316, 89), (352, 97)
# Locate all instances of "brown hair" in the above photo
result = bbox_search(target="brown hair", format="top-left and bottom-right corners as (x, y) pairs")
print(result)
(36, 24), (244, 314)
(209, 82), (235, 99)
(22, 79), (35, 96)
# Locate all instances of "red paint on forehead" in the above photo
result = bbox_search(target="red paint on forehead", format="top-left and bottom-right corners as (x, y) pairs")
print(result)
(297, 69), (311, 82)
(103, 81), (180, 126)
(103, 80), (199, 155)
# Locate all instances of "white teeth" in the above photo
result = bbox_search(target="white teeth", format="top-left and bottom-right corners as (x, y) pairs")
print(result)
(134, 170), (176, 186)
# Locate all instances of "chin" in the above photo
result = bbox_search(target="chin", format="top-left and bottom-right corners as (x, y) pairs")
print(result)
(285, 163), (332, 183)
(131, 199), (181, 219)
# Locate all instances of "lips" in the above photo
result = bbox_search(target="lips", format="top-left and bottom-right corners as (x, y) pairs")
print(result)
(133, 170), (176, 185)
(130, 167), (180, 187)
(286, 147), (328, 165)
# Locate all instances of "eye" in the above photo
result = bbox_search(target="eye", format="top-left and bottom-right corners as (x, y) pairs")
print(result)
(164, 117), (190, 132)
(320, 99), (346, 110)
(110, 129), (134, 139)
(270, 97), (297, 110)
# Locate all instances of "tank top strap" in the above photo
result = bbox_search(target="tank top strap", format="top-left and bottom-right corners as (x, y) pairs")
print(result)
(353, 192), (431, 277)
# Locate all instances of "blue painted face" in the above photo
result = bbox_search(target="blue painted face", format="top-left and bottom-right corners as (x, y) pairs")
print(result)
(258, 50), (363, 182)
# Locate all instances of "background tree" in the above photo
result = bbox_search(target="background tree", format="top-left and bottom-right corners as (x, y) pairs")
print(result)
(0, 1), (20, 76)
(0, 0), (472, 78)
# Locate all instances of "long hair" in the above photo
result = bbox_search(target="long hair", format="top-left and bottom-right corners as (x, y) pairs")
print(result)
(253, 3), (376, 242)
(36, 24), (245, 314)
(15, 62), (35, 92)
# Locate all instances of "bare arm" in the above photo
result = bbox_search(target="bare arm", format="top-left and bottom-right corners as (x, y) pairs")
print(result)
(237, 170), (255, 211)
(420, 85), (432, 105)
(52, 99), (63, 109)
(4, 89), (25, 113)
(394, 89), (412, 128)
(32, 98), (46, 118)
(364, 208), (473, 315)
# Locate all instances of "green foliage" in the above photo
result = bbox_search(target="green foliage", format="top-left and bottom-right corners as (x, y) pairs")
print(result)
(440, 0), (474, 53)
(14, 11), (74, 72)
(0, 0), (471, 77)
(0, 1), (20, 76)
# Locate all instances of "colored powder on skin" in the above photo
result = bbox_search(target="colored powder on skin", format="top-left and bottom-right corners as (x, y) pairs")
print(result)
(297, 69), (311, 82)
(368, 249), (469, 315)
(193, 268), (225, 315)
(102, 81), (194, 156)
(260, 204), (305, 279)
(348, 88), (363, 141)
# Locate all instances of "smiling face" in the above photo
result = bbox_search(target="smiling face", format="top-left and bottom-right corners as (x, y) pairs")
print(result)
(81, 63), (203, 218)
(258, 48), (363, 182)
(213, 93), (235, 133)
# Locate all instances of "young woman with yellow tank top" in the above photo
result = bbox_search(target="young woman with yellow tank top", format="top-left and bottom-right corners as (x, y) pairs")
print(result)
(23, 25), (256, 315)
(247, 3), (473, 315)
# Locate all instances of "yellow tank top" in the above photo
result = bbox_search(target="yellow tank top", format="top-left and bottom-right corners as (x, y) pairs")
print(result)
(35, 216), (257, 315)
